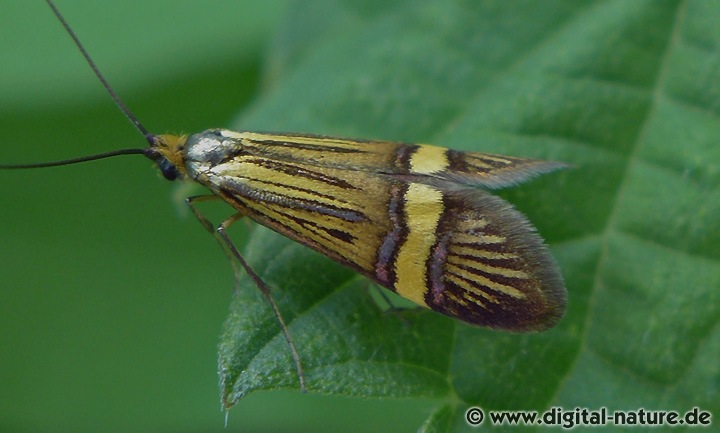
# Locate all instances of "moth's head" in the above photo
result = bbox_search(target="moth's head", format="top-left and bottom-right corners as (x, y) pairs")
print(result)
(144, 134), (188, 181)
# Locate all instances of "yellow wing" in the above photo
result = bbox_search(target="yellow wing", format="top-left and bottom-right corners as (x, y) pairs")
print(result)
(182, 129), (566, 331)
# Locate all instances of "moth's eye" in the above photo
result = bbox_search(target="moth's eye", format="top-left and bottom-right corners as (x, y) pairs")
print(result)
(157, 158), (179, 181)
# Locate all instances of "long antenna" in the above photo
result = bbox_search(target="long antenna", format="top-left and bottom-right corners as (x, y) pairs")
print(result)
(0, 149), (147, 169)
(1, 1), (156, 170)
(45, 0), (151, 141)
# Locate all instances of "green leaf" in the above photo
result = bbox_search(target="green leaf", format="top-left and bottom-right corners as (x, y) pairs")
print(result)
(219, 0), (720, 430)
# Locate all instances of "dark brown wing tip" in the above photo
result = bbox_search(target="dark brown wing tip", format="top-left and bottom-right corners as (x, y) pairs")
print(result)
(495, 199), (567, 332)
(484, 159), (571, 190)
(441, 158), (570, 190)
(454, 190), (567, 332)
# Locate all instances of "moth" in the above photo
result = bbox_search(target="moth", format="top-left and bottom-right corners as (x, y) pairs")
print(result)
(2, 0), (567, 390)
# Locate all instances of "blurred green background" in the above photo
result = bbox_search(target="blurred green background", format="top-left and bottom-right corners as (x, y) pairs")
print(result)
(0, 1), (432, 431)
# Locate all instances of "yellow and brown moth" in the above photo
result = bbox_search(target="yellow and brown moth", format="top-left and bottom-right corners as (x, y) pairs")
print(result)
(150, 130), (567, 331)
(2, 0), (567, 390)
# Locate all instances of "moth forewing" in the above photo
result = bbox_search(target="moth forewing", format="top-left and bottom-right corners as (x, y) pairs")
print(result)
(168, 129), (566, 331)
(428, 189), (565, 330)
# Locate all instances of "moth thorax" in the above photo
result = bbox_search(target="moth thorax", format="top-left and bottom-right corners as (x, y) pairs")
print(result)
(185, 129), (243, 168)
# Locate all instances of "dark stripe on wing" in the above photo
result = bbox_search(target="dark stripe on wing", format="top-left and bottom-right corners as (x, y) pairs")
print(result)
(248, 138), (368, 154)
(244, 157), (359, 190)
(221, 179), (365, 222)
(374, 182), (407, 287)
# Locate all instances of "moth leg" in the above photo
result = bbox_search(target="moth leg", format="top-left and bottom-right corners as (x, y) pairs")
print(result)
(184, 196), (306, 392)
(185, 195), (222, 233)
(370, 284), (417, 327)
(372, 283), (400, 310)
(185, 195), (243, 290)
(368, 283), (417, 312)
(217, 215), (306, 393)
